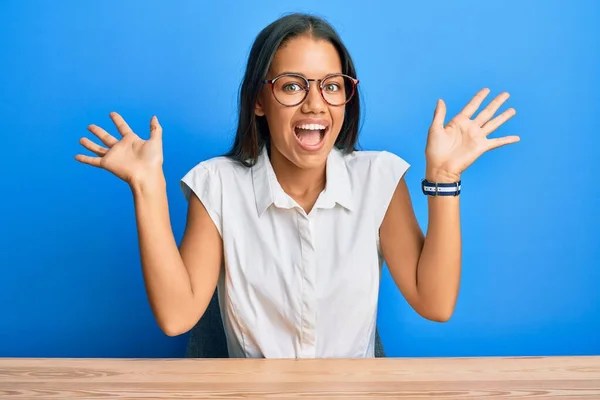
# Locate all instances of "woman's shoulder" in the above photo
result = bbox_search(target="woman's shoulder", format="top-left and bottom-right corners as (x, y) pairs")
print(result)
(181, 154), (253, 185)
(336, 149), (411, 227)
(187, 154), (248, 174)
(180, 155), (250, 201)
(339, 148), (410, 175)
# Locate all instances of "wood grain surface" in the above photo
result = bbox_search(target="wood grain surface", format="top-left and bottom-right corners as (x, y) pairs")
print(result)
(1, 356), (599, 399)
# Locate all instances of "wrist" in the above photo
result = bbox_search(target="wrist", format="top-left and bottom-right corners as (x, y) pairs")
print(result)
(425, 166), (461, 183)
(129, 170), (167, 197)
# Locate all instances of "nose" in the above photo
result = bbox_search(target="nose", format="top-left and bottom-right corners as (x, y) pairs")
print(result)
(301, 82), (326, 114)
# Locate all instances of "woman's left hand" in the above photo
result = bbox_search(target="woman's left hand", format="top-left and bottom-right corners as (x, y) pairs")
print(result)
(424, 88), (519, 183)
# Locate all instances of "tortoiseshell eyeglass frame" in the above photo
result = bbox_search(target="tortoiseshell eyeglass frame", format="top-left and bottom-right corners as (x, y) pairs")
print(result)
(263, 72), (359, 107)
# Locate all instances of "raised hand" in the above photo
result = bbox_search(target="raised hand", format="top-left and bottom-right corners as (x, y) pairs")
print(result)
(75, 112), (164, 186)
(425, 88), (519, 182)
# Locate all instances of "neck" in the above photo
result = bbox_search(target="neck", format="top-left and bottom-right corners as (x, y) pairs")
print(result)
(269, 148), (326, 201)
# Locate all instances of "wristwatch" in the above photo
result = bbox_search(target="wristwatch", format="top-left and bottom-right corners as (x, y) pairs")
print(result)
(421, 178), (461, 196)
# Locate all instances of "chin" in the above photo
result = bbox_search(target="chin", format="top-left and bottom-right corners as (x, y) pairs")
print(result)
(289, 151), (330, 170)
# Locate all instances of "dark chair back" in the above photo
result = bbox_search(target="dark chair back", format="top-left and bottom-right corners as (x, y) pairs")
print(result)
(185, 289), (228, 358)
(185, 289), (386, 358)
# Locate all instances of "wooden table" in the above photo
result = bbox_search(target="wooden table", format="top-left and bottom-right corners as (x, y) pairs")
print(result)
(1, 356), (599, 399)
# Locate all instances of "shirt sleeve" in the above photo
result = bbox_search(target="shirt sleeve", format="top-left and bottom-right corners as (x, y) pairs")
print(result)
(180, 163), (223, 237)
(373, 151), (411, 230)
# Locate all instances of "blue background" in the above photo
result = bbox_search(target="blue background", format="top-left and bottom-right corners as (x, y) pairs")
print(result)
(1, 0), (598, 357)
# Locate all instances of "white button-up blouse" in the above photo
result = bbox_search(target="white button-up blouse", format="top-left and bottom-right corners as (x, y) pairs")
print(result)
(180, 147), (409, 358)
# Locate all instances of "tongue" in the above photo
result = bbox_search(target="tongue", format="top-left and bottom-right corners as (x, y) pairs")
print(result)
(296, 129), (321, 145)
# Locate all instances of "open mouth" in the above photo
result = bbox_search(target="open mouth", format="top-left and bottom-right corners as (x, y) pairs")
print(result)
(293, 123), (328, 148)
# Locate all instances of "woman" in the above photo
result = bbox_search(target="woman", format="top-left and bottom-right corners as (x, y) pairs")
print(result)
(75, 13), (518, 358)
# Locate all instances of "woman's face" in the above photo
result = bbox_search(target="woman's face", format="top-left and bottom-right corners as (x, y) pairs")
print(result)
(256, 35), (346, 171)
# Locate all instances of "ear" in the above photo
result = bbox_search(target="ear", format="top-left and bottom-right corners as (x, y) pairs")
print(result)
(255, 98), (265, 117)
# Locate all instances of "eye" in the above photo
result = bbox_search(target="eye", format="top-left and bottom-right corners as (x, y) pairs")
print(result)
(282, 83), (305, 93)
(323, 83), (340, 93)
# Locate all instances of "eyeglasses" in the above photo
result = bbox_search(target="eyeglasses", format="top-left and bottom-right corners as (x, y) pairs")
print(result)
(263, 73), (359, 107)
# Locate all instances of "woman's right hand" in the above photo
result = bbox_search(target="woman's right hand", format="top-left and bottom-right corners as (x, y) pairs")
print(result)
(76, 112), (164, 188)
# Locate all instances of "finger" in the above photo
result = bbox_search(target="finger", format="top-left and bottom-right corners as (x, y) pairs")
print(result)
(487, 135), (520, 151)
(109, 112), (134, 136)
(150, 115), (162, 139)
(79, 137), (108, 157)
(473, 92), (510, 126)
(482, 108), (517, 136)
(459, 88), (491, 118)
(88, 124), (118, 147)
(74, 154), (103, 168)
(431, 99), (446, 130)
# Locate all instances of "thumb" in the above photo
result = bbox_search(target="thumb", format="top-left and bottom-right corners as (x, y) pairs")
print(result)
(431, 98), (446, 129)
(150, 116), (162, 140)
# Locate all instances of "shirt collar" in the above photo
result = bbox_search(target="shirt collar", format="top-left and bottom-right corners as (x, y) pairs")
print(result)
(251, 146), (355, 216)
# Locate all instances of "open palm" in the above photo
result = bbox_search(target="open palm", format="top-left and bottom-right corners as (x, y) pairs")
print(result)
(425, 88), (519, 181)
(75, 112), (164, 185)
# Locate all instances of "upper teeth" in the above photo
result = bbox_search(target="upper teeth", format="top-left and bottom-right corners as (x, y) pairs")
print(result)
(296, 124), (326, 130)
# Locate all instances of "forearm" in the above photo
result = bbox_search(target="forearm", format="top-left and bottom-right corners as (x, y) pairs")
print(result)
(415, 170), (462, 321)
(130, 175), (195, 333)
(415, 196), (461, 319)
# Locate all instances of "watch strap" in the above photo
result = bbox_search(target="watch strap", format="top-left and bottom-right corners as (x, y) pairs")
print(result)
(421, 179), (461, 196)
